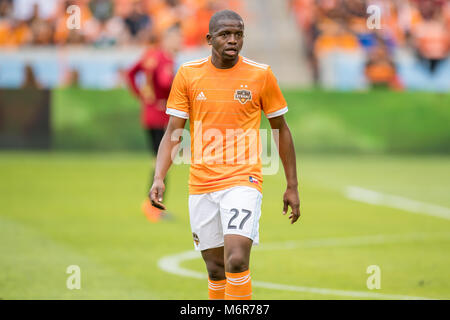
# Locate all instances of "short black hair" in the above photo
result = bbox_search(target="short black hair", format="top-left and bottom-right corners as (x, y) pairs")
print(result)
(208, 10), (244, 33)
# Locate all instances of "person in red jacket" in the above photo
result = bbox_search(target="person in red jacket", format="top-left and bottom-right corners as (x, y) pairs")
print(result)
(126, 24), (181, 222)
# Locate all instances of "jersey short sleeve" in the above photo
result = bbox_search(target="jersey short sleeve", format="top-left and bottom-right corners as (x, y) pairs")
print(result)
(260, 67), (288, 119)
(166, 66), (190, 119)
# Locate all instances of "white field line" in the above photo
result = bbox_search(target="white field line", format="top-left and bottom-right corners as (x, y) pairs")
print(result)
(345, 186), (450, 220)
(158, 233), (449, 300)
(254, 232), (450, 252)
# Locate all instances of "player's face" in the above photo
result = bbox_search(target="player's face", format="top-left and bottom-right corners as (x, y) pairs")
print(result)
(207, 19), (244, 62)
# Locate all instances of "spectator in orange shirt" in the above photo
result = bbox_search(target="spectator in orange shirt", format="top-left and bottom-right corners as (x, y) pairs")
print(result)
(53, 0), (91, 45)
(28, 3), (54, 45)
(365, 38), (401, 89)
(411, 0), (449, 73)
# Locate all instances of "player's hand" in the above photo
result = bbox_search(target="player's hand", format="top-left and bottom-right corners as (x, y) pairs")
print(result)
(149, 179), (166, 210)
(282, 186), (300, 224)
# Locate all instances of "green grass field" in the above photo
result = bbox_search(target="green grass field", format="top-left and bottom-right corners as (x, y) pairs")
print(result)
(1, 152), (449, 299)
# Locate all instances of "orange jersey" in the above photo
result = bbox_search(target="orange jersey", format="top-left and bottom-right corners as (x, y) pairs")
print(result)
(166, 55), (287, 195)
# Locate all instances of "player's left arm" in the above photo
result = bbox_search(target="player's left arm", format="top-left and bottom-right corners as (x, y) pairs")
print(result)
(268, 115), (301, 224)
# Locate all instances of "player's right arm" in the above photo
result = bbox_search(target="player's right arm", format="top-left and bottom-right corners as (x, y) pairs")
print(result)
(149, 116), (186, 210)
(149, 65), (190, 210)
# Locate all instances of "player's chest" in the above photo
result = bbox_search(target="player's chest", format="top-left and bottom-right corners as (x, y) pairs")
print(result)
(188, 78), (262, 113)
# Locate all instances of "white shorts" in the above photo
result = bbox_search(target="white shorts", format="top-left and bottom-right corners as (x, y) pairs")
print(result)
(188, 186), (263, 251)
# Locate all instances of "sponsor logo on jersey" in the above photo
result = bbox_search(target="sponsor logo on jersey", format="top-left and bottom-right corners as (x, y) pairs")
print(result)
(196, 91), (207, 101)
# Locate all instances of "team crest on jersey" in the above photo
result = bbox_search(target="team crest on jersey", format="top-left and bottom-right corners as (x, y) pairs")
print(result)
(234, 89), (252, 104)
(192, 233), (200, 246)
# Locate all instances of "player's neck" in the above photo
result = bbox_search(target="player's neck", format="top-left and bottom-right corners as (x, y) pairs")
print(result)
(211, 54), (239, 69)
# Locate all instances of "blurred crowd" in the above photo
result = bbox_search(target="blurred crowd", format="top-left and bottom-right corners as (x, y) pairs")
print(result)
(290, 0), (450, 89)
(0, 0), (240, 48)
(1, 0), (448, 91)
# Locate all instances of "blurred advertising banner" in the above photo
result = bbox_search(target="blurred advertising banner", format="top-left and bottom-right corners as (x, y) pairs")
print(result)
(0, 47), (142, 89)
(0, 89), (50, 149)
(0, 47), (208, 89)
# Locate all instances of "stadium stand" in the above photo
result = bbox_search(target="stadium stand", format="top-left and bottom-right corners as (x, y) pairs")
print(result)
(289, 0), (450, 91)
(0, 0), (242, 47)
(0, 0), (240, 88)
(0, 0), (448, 90)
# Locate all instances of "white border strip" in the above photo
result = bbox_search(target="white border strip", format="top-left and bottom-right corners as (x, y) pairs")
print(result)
(183, 58), (209, 67)
(242, 59), (269, 70)
(166, 108), (189, 119)
(266, 106), (288, 119)
(345, 186), (450, 220)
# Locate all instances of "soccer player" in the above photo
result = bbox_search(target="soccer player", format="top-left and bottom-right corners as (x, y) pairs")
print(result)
(126, 24), (181, 222)
(150, 10), (300, 300)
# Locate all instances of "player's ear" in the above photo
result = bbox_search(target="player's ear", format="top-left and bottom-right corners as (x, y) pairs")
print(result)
(206, 33), (212, 46)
